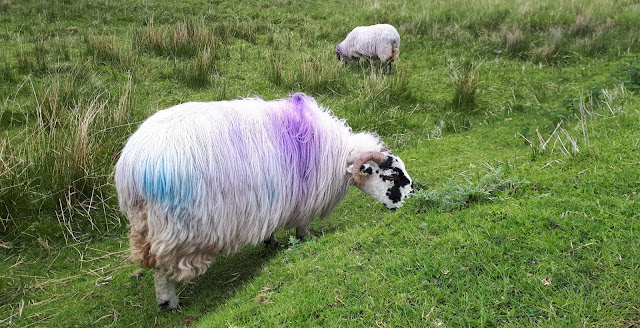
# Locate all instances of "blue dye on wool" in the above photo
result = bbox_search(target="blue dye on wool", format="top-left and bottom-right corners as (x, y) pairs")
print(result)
(140, 158), (194, 209)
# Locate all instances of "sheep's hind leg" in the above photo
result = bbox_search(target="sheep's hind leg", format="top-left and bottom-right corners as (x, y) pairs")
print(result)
(296, 225), (311, 241)
(154, 268), (180, 310)
(264, 232), (280, 249)
(385, 61), (392, 75)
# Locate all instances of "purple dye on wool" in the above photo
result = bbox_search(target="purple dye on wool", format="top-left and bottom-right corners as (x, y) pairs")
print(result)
(267, 93), (320, 198)
(337, 44), (342, 52)
(226, 109), (250, 162)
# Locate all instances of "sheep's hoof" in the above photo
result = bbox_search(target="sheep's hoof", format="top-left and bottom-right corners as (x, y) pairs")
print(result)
(264, 238), (280, 249)
(158, 299), (181, 311)
(296, 227), (312, 241)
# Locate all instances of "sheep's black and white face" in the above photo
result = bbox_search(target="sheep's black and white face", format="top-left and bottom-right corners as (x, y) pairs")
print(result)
(336, 50), (348, 64)
(356, 155), (413, 211)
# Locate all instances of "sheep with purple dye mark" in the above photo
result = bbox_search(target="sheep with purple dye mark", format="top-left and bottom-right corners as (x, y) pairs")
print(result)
(336, 24), (400, 74)
(115, 93), (413, 309)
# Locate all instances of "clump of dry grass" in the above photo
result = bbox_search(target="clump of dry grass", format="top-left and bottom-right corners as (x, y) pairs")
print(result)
(1, 69), (135, 227)
(498, 26), (529, 58)
(86, 35), (118, 62)
(533, 26), (566, 64)
(34, 64), (93, 128)
(579, 18), (617, 56)
(518, 87), (626, 164)
(570, 14), (594, 37)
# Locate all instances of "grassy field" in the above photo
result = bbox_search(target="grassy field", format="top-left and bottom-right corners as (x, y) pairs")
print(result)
(1, 0), (639, 326)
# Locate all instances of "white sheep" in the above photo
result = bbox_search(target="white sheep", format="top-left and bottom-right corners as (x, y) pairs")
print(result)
(336, 24), (400, 74)
(115, 93), (413, 309)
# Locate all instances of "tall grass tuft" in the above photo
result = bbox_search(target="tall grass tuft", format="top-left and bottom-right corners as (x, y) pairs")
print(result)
(43, 99), (103, 198)
(266, 51), (285, 87)
(266, 51), (347, 94)
(533, 26), (568, 64)
(1, 70), (135, 228)
(359, 69), (411, 103)
(85, 34), (137, 67)
(296, 53), (345, 93)
(449, 60), (479, 113)
(498, 26), (529, 58)
(0, 54), (16, 84)
(17, 38), (48, 73)
(232, 19), (259, 44)
(175, 47), (218, 88)
(50, 35), (72, 62)
(0, 139), (31, 226)
(579, 18), (617, 56)
(569, 14), (594, 37)
(133, 18), (222, 58)
(34, 64), (94, 128)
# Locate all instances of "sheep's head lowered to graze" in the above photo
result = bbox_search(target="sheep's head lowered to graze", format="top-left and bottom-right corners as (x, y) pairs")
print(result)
(348, 150), (413, 211)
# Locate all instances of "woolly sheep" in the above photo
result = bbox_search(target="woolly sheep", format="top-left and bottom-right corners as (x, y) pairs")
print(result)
(115, 93), (413, 309)
(336, 24), (400, 74)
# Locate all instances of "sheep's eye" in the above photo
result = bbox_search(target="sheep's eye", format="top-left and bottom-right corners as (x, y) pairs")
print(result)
(382, 175), (397, 182)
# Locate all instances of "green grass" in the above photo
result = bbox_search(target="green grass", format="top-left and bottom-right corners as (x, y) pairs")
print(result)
(1, 0), (640, 326)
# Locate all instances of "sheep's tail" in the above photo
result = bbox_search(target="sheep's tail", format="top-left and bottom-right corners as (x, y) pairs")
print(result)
(390, 41), (400, 62)
(128, 208), (156, 268)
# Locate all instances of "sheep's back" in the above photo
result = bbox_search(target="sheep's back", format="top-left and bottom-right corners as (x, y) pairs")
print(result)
(346, 24), (399, 52)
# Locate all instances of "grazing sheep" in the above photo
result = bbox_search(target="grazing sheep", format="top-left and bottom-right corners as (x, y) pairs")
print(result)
(336, 24), (400, 74)
(115, 93), (413, 309)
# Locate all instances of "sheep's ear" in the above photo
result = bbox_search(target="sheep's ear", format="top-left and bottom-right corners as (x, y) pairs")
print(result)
(346, 164), (354, 174)
(346, 164), (369, 174)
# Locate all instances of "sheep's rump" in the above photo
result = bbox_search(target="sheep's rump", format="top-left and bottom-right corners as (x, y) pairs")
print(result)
(341, 24), (400, 62)
(115, 94), (351, 278)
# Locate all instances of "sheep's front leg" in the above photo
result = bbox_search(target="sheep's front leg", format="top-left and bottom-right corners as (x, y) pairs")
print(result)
(154, 268), (180, 310)
(385, 61), (392, 75)
(367, 57), (374, 73)
(263, 232), (280, 249)
(296, 225), (310, 241)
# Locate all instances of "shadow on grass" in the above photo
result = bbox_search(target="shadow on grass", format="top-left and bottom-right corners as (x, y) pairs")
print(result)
(176, 243), (282, 310)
